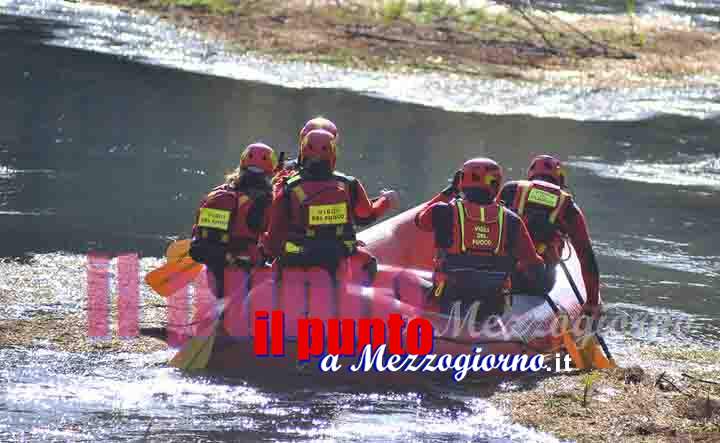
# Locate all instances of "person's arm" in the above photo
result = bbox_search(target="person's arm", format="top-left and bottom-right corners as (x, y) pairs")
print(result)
(413, 171), (461, 227)
(561, 202), (600, 307)
(352, 180), (396, 220)
(507, 211), (546, 294)
(415, 202), (454, 249)
(263, 189), (291, 259)
(497, 182), (517, 206)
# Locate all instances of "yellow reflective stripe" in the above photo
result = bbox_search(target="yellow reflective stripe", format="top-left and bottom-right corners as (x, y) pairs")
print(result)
(516, 183), (531, 216)
(549, 191), (569, 224)
(494, 207), (505, 255)
(237, 195), (249, 207)
(292, 186), (306, 203)
(536, 242), (547, 255)
(480, 206), (485, 223)
(197, 208), (231, 230)
(433, 280), (446, 298)
(456, 200), (466, 253)
(284, 242), (302, 254)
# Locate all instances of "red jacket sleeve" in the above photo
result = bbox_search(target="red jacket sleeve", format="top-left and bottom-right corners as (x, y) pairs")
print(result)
(264, 189), (290, 258)
(414, 192), (454, 230)
(353, 180), (391, 220)
(559, 203), (600, 305)
(509, 212), (544, 268)
(415, 201), (450, 232)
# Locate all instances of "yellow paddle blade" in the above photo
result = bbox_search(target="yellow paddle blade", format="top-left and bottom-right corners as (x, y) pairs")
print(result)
(166, 239), (191, 263)
(169, 334), (216, 370)
(556, 314), (586, 370)
(561, 328), (586, 370)
(579, 335), (616, 369)
(145, 257), (204, 297)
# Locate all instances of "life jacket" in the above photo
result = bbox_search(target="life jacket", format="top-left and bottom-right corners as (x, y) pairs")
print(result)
(192, 183), (261, 264)
(432, 198), (515, 296)
(511, 179), (572, 258)
(281, 171), (359, 267)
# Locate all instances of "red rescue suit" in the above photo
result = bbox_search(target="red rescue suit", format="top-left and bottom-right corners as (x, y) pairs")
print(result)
(416, 195), (544, 314)
(265, 171), (392, 266)
(191, 183), (270, 267)
(499, 179), (599, 305)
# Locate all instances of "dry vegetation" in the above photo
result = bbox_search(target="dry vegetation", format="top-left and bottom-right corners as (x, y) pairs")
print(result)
(92, 0), (720, 86)
(492, 367), (720, 442)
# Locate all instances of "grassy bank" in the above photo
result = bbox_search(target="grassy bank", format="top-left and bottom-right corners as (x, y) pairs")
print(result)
(490, 367), (720, 442)
(93, 0), (720, 86)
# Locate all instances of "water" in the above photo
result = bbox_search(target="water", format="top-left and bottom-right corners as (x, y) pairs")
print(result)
(0, 0), (719, 441)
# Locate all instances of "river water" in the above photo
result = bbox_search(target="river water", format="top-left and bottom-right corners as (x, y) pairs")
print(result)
(0, 0), (719, 441)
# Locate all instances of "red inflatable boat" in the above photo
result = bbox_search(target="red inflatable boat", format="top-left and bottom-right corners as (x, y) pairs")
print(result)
(173, 201), (591, 382)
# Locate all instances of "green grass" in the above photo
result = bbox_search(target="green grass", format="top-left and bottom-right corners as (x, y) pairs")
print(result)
(382, 0), (408, 21)
(157, 0), (235, 15)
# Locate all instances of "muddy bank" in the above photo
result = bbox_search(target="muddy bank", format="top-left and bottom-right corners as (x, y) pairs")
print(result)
(92, 0), (720, 88)
(491, 367), (720, 442)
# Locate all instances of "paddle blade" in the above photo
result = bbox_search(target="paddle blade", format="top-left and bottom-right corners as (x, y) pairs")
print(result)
(145, 258), (204, 297)
(169, 335), (216, 371)
(579, 335), (616, 369)
(561, 329), (587, 370)
(166, 239), (192, 263)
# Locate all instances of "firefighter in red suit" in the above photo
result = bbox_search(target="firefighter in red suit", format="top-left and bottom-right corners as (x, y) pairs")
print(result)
(264, 128), (398, 277)
(189, 143), (277, 291)
(415, 158), (546, 316)
(498, 155), (600, 317)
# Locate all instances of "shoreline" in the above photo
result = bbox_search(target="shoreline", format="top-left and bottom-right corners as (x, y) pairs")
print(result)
(89, 0), (720, 89)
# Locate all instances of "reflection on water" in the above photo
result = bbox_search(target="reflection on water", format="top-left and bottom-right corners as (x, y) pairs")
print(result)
(0, 347), (562, 442)
(0, 6), (719, 443)
(534, 0), (720, 26)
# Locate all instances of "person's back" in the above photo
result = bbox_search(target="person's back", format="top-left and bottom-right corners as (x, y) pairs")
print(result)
(499, 154), (600, 315)
(265, 118), (398, 280)
(189, 143), (276, 296)
(416, 158), (546, 317)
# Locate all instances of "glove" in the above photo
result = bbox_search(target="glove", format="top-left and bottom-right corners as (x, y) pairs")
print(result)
(441, 170), (462, 196)
(380, 189), (400, 209)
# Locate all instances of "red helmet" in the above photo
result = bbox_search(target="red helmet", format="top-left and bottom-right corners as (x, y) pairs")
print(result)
(300, 129), (337, 169)
(240, 143), (277, 175)
(299, 117), (339, 146)
(527, 155), (566, 186)
(460, 157), (503, 197)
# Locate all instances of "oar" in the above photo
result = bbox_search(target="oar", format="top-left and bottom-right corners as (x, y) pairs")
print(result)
(166, 239), (191, 262)
(145, 256), (204, 298)
(544, 293), (587, 370)
(169, 266), (223, 371)
(169, 322), (217, 371)
(169, 263), (255, 371)
(559, 260), (616, 369)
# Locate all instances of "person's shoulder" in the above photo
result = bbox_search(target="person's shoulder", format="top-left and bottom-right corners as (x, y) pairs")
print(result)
(203, 184), (237, 207)
(332, 170), (357, 183)
(501, 180), (524, 190)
